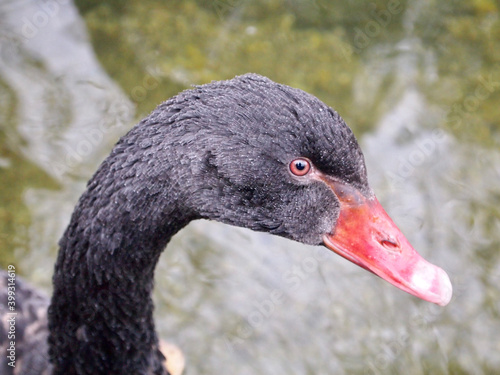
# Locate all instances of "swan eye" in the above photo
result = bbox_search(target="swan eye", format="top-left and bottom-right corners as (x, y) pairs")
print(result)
(290, 158), (311, 176)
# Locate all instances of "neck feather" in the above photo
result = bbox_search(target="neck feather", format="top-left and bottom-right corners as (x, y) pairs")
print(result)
(47, 129), (194, 374)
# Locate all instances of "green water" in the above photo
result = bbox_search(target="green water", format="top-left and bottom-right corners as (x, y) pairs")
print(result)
(0, 0), (499, 374)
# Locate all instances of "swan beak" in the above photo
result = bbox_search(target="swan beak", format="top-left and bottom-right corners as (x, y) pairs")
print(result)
(322, 183), (452, 306)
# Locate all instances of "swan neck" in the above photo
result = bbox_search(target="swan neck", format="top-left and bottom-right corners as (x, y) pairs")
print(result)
(48, 150), (192, 374)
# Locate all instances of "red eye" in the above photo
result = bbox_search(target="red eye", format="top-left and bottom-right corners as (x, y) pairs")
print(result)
(290, 158), (311, 176)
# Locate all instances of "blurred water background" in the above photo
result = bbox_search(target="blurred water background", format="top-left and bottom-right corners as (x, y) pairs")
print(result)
(0, 0), (499, 374)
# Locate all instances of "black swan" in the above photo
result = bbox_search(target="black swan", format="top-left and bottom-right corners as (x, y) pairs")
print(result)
(0, 73), (452, 375)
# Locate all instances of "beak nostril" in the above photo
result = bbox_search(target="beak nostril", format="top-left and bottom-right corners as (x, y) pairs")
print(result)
(380, 238), (400, 251)
(373, 230), (401, 252)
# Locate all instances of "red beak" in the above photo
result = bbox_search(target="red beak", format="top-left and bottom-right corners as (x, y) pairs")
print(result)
(322, 181), (452, 306)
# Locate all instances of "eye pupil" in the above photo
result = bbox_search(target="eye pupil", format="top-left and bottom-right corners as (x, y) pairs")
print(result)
(290, 158), (311, 176)
(295, 161), (306, 170)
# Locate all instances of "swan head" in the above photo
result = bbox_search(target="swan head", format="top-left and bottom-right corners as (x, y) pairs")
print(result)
(147, 73), (452, 306)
